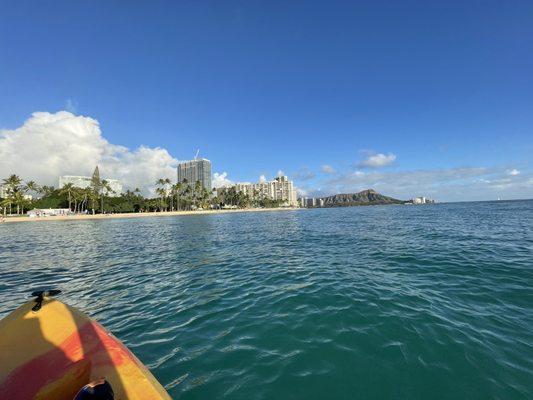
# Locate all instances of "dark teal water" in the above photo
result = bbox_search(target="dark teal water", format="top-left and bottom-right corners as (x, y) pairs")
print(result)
(1, 201), (532, 399)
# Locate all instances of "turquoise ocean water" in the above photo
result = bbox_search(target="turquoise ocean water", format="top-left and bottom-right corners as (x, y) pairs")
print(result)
(1, 201), (532, 399)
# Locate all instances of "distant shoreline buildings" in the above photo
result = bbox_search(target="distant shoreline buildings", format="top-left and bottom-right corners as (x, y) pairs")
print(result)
(298, 193), (436, 208)
(410, 196), (435, 204)
(176, 156), (299, 207)
(3, 150), (445, 215)
(299, 197), (325, 208)
(0, 185), (33, 201)
(59, 175), (123, 197)
(219, 175), (298, 207)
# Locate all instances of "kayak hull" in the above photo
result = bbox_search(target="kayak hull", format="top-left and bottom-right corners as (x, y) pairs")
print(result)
(0, 297), (170, 400)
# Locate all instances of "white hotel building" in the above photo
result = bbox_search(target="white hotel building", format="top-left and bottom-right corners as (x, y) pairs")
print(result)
(59, 176), (123, 197)
(225, 175), (298, 207)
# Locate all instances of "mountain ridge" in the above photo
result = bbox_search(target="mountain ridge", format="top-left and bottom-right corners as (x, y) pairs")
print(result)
(320, 189), (405, 207)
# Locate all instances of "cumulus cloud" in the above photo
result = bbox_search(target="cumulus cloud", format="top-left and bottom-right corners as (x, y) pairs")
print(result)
(277, 170), (285, 177)
(509, 169), (520, 176)
(293, 167), (316, 181)
(212, 172), (233, 188)
(0, 111), (178, 195)
(358, 152), (396, 168)
(259, 174), (267, 183)
(321, 165), (336, 174)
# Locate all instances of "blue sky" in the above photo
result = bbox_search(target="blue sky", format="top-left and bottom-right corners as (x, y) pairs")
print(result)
(1, 1), (532, 200)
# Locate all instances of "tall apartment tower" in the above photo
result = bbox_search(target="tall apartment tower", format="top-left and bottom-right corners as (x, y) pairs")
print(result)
(177, 158), (212, 190)
(221, 175), (298, 207)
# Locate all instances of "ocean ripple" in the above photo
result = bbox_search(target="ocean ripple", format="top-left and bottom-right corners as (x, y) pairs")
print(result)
(1, 201), (532, 399)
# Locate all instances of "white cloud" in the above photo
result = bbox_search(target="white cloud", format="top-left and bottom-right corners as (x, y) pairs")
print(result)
(358, 152), (396, 168)
(509, 169), (520, 176)
(322, 167), (533, 202)
(259, 174), (267, 183)
(277, 170), (285, 177)
(321, 165), (336, 174)
(212, 172), (233, 188)
(293, 167), (315, 181)
(0, 111), (178, 195)
(296, 187), (308, 197)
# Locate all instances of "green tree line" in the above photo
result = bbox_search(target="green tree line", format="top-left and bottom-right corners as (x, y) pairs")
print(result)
(1, 174), (284, 217)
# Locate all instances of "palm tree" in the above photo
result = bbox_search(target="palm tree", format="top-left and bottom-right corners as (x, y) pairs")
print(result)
(3, 174), (22, 190)
(198, 187), (211, 209)
(118, 188), (143, 213)
(155, 178), (167, 211)
(13, 191), (30, 214)
(1, 197), (10, 217)
(252, 189), (259, 207)
(181, 178), (189, 209)
(71, 187), (80, 213)
(193, 180), (202, 209)
(41, 185), (55, 196)
(24, 180), (40, 196)
(164, 178), (173, 210)
(173, 182), (182, 211)
(89, 188), (98, 214)
(155, 187), (167, 211)
(88, 167), (102, 214)
(59, 183), (75, 211)
(101, 180), (113, 213)
(81, 188), (91, 213)
(211, 188), (218, 209)
(2, 175), (22, 215)
(225, 187), (238, 206)
(183, 185), (192, 210)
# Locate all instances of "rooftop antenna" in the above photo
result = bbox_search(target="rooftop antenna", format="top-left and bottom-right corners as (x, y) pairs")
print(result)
(194, 149), (200, 160)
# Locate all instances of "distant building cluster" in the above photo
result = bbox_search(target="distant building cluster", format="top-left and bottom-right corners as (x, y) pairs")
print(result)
(220, 175), (298, 207)
(176, 156), (297, 207)
(411, 196), (435, 204)
(5, 153), (300, 209)
(177, 158), (212, 191)
(59, 175), (123, 197)
(299, 197), (325, 208)
(0, 185), (33, 200)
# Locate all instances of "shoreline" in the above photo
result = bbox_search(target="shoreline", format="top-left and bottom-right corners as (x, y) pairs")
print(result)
(1, 207), (301, 224)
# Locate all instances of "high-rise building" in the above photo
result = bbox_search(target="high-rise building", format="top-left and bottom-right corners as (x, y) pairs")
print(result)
(306, 197), (316, 207)
(220, 175), (298, 207)
(177, 158), (212, 190)
(272, 175), (297, 206)
(0, 185), (8, 198)
(298, 197), (323, 208)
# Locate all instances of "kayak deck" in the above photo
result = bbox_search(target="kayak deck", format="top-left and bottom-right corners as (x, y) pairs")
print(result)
(0, 297), (170, 400)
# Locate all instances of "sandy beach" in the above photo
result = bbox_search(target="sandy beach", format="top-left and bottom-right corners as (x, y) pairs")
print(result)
(1, 207), (301, 224)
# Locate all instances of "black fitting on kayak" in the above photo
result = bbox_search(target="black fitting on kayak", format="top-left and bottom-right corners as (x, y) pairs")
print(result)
(31, 289), (61, 312)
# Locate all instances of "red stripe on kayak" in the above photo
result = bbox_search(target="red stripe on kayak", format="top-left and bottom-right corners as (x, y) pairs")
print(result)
(0, 320), (138, 399)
